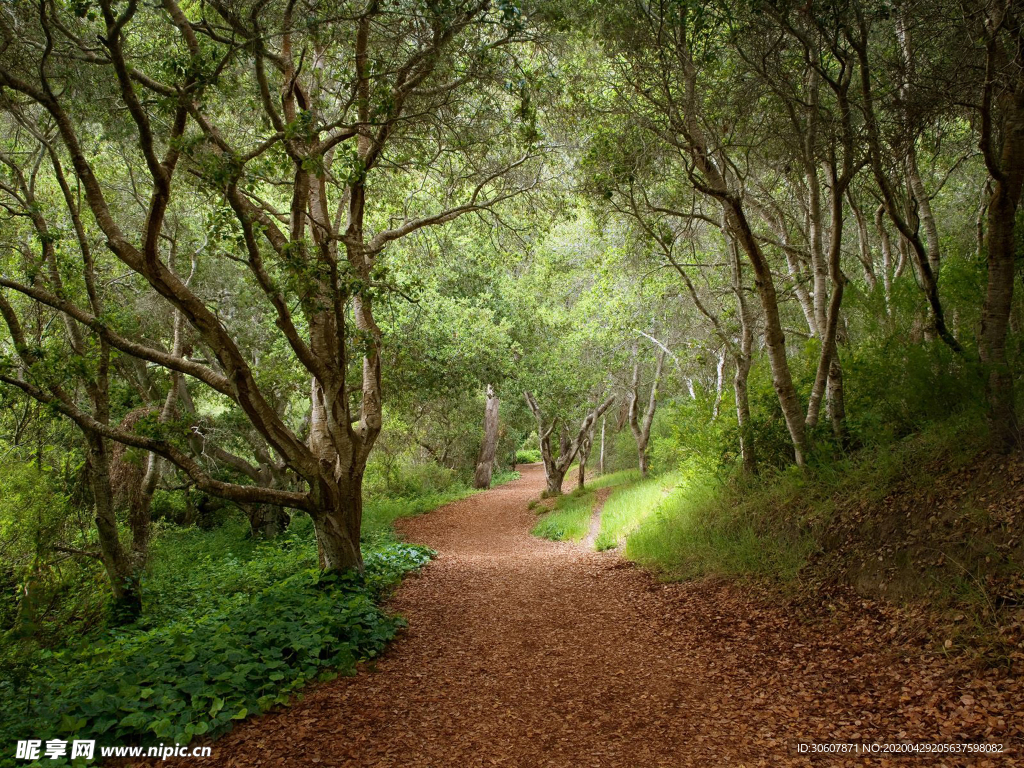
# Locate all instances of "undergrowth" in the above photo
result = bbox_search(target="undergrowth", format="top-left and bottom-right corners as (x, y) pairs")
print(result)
(624, 412), (989, 584)
(531, 469), (640, 542)
(594, 472), (680, 551)
(0, 470), (519, 766)
(531, 492), (594, 541)
(0, 544), (430, 767)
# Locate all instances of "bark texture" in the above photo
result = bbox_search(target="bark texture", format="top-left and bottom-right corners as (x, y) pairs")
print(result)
(978, 12), (1024, 451)
(474, 385), (501, 489)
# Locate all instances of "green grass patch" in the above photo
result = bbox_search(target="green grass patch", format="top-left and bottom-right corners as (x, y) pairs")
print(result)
(622, 415), (987, 584)
(531, 492), (595, 542)
(586, 468), (641, 490)
(531, 469), (646, 544)
(625, 475), (815, 581)
(594, 472), (680, 551)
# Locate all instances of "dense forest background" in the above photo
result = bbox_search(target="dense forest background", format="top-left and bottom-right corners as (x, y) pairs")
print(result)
(0, 0), (1023, 761)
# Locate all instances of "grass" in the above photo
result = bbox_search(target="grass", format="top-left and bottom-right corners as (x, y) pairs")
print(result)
(594, 472), (680, 551)
(625, 475), (816, 581)
(622, 412), (991, 585)
(586, 468), (641, 490)
(531, 469), (642, 542)
(531, 492), (595, 542)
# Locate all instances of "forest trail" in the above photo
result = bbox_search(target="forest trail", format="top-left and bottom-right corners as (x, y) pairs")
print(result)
(142, 465), (1017, 768)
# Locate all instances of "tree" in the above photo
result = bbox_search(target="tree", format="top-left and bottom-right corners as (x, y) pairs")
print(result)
(474, 384), (501, 488)
(524, 391), (614, 495)
(973, 0), (1024, 451)
(0, 0), (539, 573)
(627, 346), (665, 477)
(595, 0), (811, 465)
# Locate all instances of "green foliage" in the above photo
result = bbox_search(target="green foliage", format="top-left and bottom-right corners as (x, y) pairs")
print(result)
(840, 332), (984, 446)
(514, 448), (541, 464)
(585, 468), (640, 490)
(364, 455), (462, 502)
(0, 464), (528, 765)
(622, 414), (989, 585)
(625, 474), (816, 582)
(649, 397), (729, 477)
(0, 542), (431, 765)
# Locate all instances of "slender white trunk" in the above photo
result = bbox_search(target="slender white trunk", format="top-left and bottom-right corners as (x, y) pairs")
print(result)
(473, 384), (500, 489)
(713, 348), (726, 420)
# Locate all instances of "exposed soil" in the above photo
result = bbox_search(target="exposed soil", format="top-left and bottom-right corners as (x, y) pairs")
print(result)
(131, 464), (1023, 767)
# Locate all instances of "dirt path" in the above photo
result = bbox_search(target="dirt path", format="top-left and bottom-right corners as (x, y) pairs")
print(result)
(165, 465), (1019, 767)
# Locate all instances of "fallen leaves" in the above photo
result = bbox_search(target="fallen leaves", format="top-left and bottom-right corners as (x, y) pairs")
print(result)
(122, 466), (1021, 768)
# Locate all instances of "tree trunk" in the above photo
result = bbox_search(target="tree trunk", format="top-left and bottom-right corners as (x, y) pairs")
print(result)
(628, 348), (666, 478)
(805, 159), (850, 438)
(726, 204), (809, 465)
(545, 465), (567, 497)
(827, 353), (849, 444)
(735, 357), (756, 475)
(473, 384), (500, 489)
(524, 392), (615, 497)
(87, 435), (142, 623)
(981, 132), (1023, 451)
(577, 426), (593, 489)
(896, 9), (943, 283)
(312, 478), (364, 572)
(855, 27), (960, 353)
(245, 504), (291, 538)
(849, 192), (878, 291)
(728, 231), (757, 475)
(977, 13), (1024, 452)
(713, 348), (727, 419)
(309, 380), (367, 572)
(598, 416), (606, 475)
(875, 204), (894, 315)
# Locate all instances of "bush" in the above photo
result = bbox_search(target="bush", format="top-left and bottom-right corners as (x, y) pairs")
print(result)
(514, 448), (541, 464)
(364, 456), (463, 499)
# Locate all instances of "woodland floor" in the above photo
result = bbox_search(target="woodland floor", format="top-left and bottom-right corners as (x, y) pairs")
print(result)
(129, 465), (1023, 768)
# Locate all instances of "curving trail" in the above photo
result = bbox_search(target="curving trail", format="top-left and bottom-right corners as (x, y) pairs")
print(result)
(141, 464), (1018, 767)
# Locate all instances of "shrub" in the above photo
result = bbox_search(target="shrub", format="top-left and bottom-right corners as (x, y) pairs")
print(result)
(514, 448), (541, 464)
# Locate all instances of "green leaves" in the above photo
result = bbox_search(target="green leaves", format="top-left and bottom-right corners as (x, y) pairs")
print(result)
(0, 541), (433, 763)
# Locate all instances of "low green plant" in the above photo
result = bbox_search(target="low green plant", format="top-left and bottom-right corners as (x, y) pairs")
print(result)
(514, 448), (541, 464)
(0, 460), (527, 766)
(0, 543), (431, 766)
(624, 475), (814, 581)
(586, 468), (640, 490)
